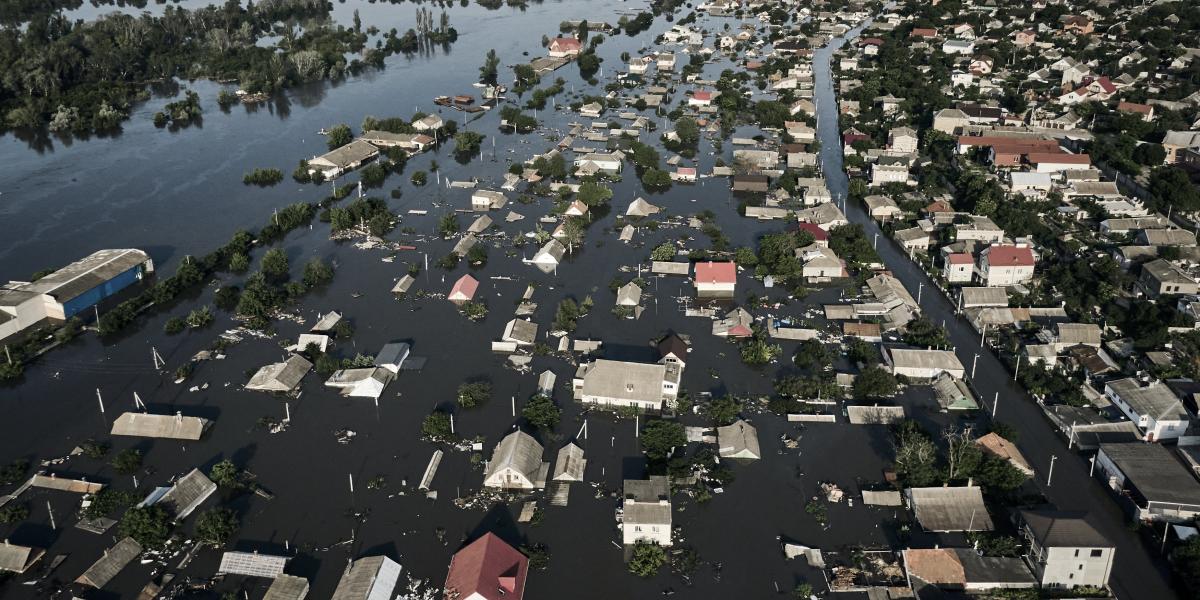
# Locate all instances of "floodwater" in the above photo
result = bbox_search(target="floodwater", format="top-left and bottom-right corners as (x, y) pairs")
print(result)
(3, 2), (1165, 600)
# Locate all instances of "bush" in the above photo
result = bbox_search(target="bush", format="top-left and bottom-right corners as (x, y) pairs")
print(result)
(120, 505), (171, 548)
(243, 168), (284, 186)
(422, 410), (455, 441)
(412, 170), (428, 185)
(111, 449), (143, 474)
(457, 382), (492, 408)
(628, 541), (667, 577)
(186, 306), (214, 328)
(0, 503), (29, 524)
(164, 317), (186, 334)
(195, 508), (239, 547)
(302, 258), (334, 287)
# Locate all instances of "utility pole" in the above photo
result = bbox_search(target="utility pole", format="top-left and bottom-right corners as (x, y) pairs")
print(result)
(917, 282), (923, 305)
(96, 388), (105, 415)
(1047, 454), (1058, 487)
(992, 391), (999, 418)
(47, 500), (56, 530)
(971, 353), (979, 379)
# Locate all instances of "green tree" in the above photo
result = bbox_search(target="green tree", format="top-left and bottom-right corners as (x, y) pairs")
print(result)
(1150, 166), (1200, 212)
(454, 131), (485, 155)
(793, 339), (831, 372)
(902, 316), (950, 348)
(422, 410), (455, 441)
(438, 213), (460, 237)
(302, 258), (334, 287)
(480, 49), (500, 84)
(554, 298), (581, 331)
(326, 124), (353, 151)
(641, 420), (686, 461)
(457, 381), (492, 408)
(522, 394), (562, 429)
(0, 503), (29, 524)
(209, 459), (242, 489)
(260, 248), (290, 283)
(577, 181), (613, 206)
(673, 116), (700, 147)
(641, 168), (672, 190)
(628, 541), (667, 577)
(120, 505), (171, 548)
(650, 243), (676, 261)
(705, 396), (741, 426)
(111, 449), (143, 474)
(195, 508), (239, 547)
(852, 366), (899, 400)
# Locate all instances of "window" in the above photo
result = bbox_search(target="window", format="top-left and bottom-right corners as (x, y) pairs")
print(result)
(1074, 549), (1079, 557)
(1091, 549), (1103, 557)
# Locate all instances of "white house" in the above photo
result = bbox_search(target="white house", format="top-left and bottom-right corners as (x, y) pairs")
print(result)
(483, 430), (549, 490)
(942, 39), (975, 55)
(574, 359), (680, 412)
(1020, 510), (1115, 590)
(530, 239), (566, 275)
(976, 245), (1035, 286)
(888, 127), (918, 153)
(622, 476), (672, 547)
(1103, 378), (1191, 442)
(943, 253), (974, 284)
(694, 261), (736, 297)
(471, 190), (508, 210)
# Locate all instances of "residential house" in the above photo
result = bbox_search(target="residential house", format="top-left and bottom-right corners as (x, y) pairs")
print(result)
(895, 227), (931, 253)
(622, 476), (672, 547)
(976, 245), (1035, 286)
(942, 39), (976, 55)
(797, 244), (845, 282)
(483, 430), (549, 491)
(1103, 378), (1191, 442)
(657, 333), (689, 369)
(713, 307), (754, 338)
(1139, 259), (1199, 298)
(904, 548), (1035, 592)
(448, 274), (480, 304)
(1019, 510), (1114, 589)
(530, 240), (566, 275)
(471, 190), (508, 210)
(717, 419), (761, 460)
(330, 556), (401, 600)
(976, 433), (1034, 475)
(0, 542), (44, 574)
(412, 114), (443, 132)
(689, 90), (715, 107)
(443, 533), (529, 600)
(1096, 443), (1200, 522)
(889, 127), (918, 153)
(574, 359), (681, 412)
(871, 163), (910, 186)
(944, 253), (974, 284)
(694, 261), (737, 297)
(885, 348), (966, 380)
(1117, 101), (1155, 122)
(246, 355), (312, 393)
(308, 139), (379, 179)
(547, 37), (582, 57)
(864, 195), (903, 221)
(1014, 29), (1036, 47)
(906, 486), (994, 531)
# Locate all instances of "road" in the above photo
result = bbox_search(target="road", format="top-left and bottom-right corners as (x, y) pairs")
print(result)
(809, 15), (1179, 600)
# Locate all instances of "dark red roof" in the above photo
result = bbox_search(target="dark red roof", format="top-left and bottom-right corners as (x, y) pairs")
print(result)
(695, 261), (737, 285)
(795, 222), (829, 241)
(443, 533), (528, 600)
(984, 245), (1035, 267)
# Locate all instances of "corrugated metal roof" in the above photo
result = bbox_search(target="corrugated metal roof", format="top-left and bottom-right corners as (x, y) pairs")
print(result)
(76, 537), (142, 588)
(111, 412), (210, 440)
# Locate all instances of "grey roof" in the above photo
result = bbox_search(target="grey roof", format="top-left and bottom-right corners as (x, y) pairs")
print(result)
(906, 486), (994, 531)
(374, 342), (411, 371)
(158, 468), (217, 519)
(887, 348), (966, 373)
(330, 556), (401, 600)
(110, 412), (210, 440)
(1057, 323), (1101, 346)
(867, 274), (918, 310)
(467, 215), (493, 234)
(1099, 443), (1200, 506)
(959, 286), (1008, 308)
(0, 542), (42, 573)
(717, 419), (761, 459)
(626, 197), (661, 217)
(246, 355), (313, 392)
(616, 282), (643, 306)
(625, 500), (672, 527)
(392, 274), (415, 293)
(552, 442), (587, 481)
(263, 574), (311, 600)
(314, 139), (379, 168)
(1020, 510), (1110, 548)
(10, 249), (151, 305)
(1143, 258), (1195, 285)
(485, 430), (545, 483)
(1141, 229), (1197, 247)
(218, 551), (290, 578)
(956, 549), (1037, 585)
(503, 319), (539, 344)
(1106, 378), (1189, 421)
(452, 234), (479, 257)
(76, 537), (142, 588)
(579, 360), (668, 404)
(311, 311), (343, 332)
(625, 475), (670, 503)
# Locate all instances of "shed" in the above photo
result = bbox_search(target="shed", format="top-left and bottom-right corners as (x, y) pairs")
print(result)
(626, 197), (661, 217)
(391, 274), (415, 294)
(76, 537), (142, 588)
(537, 370), (556, 395)
(502, 319), (539, 345)
(616, 282), (642, 307)
(374, 342), (411, 374)
(110, 412), (210, 441)
(931, 374), (979, 410)
(906, 486), (994, 531)
(310, 311), (343, 333)
(552, 442), (587, 481)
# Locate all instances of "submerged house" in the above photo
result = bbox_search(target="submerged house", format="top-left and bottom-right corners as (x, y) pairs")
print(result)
(443, 533), (529, 600)
(76, 537), (142, 588)
(0, 541), (44, 574)
(448, 274), (480, 304)
(621, 476), (672, 547)
(324, 367), (395, 400)
(308, 139), (380, 179)
(483, 430), (549, 491)
(330, 555), (401, 600)
(717, 419), (761, 460)
(574, 359), (681, 412)
(110, 412), (211, 441)
(246, 355), (312, 393)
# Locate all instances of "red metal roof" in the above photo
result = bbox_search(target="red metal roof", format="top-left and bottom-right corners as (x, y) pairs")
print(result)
(449, 274), (479, 300)
(692, 90), (713, 101)
(984, 245), (1035, 267)
(1026, 153), (1090, 165)
(948, 253), (974, 264)
(550, 37), (582, 50)
(695, 261), (737, 285)
(443, 533), (528, 600)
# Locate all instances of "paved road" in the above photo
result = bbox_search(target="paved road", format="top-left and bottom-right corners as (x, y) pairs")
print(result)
(809, 17), (1179, 600)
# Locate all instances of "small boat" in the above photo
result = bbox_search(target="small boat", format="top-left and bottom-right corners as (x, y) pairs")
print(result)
(317, 128), (329, 135)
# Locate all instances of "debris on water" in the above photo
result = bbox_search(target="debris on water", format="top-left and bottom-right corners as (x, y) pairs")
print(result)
(335, 429), (357, 444)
